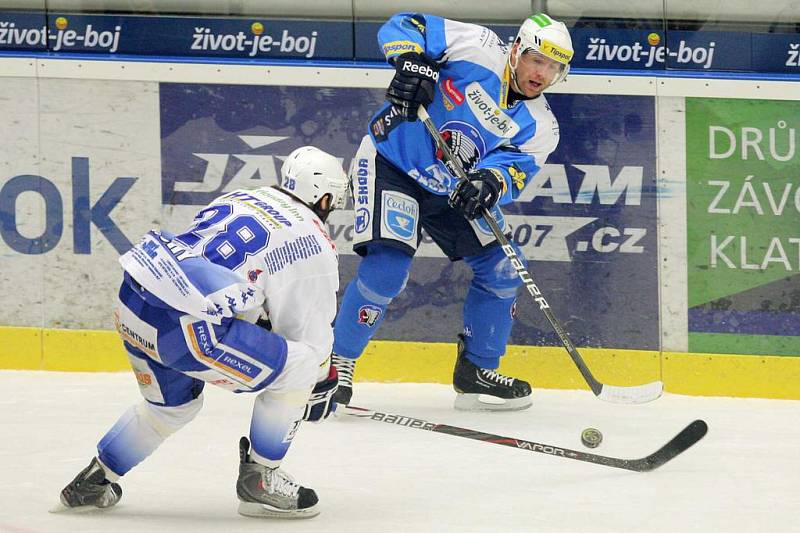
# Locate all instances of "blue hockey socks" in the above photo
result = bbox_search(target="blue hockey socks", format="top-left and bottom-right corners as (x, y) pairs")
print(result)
(462, 244), (525, 369)
(332, 244), (412, 359)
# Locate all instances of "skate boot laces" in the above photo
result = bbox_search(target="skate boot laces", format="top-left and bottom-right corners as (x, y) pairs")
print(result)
(263, 468), (301, 499)
(480, 368), (515, 387)
(331, 354), (355, 387)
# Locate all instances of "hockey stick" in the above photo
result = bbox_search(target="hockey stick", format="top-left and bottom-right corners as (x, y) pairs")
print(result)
(417, 105), (663, 404)
(344, 405), (707, 472)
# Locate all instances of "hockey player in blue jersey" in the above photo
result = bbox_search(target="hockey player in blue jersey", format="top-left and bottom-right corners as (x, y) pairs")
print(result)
(54, 147), (349, 519)
(331, 13), (574, 411)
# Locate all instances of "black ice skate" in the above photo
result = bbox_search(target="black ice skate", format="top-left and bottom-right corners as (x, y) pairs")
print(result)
(52, 457), (122, 513)
(331, 353), (355, 405)
(452, 335), (532, 411)
(236, 437), (319, 519)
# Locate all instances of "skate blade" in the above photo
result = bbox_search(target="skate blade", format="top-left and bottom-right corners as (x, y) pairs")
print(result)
(454, 393), (532, 412)
(238, 501), (320, 519)
(331, 403), (355, 421)
(49, 500), (116, 514)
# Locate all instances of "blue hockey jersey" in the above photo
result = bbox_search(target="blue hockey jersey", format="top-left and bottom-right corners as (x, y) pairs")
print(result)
(370, 13), (560, 204)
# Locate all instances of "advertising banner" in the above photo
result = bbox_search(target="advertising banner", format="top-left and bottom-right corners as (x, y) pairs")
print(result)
(355, 21), (788, 73)
(0, 12), (351, 59)
(0, 11), (47, 51)
(0, 11), (796, 74)
(0, 78), (162, 330)
(753, 33), (800, 73)
(160, 84), (658, 350)
(511, 94), (658, 349)
(571, 28), (729, 71)
(686, 98), (800, 356)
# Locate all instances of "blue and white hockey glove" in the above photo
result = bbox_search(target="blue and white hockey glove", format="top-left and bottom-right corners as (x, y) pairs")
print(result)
(303, 363), (338, 423)
(449, 168), (505, 220)
(386, 52), (440, 121)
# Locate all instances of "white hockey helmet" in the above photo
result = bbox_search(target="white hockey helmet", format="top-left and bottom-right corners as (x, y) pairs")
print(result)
(513, 13), (574, 84)
(279, 146), (349, 211)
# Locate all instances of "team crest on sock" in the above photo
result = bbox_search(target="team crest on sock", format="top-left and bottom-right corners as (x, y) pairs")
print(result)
(358, 305), (382, 326)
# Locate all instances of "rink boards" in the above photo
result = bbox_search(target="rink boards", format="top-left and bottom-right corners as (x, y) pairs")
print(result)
(0, 57), (797, 399)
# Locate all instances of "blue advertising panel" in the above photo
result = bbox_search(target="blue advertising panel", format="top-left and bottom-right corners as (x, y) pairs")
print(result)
(0, 10), (797, 75)
(354, 20), (797, 74)
(160, 84), (382, 205)
(571, 28), (737, 71)
(160, 84), (658, 350)
(509, 94), (658, 349)
(0, 12), (351, 59)
(663, 30), (751, 71)
(753, 33), (800, 73)
(354, 21), (383, 61)
(0, 11), (47, 51)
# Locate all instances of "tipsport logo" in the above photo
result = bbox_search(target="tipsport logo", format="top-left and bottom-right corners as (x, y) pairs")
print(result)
(191, 22), (317, 58)
(0, 16), (121, 52)
(382, 40), (423, 57)
(585, 34), (716, 69)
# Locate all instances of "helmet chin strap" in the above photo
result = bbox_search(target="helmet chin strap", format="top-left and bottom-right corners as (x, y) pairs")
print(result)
(312, 194), (334, 223)
(507, 43), (523, 94)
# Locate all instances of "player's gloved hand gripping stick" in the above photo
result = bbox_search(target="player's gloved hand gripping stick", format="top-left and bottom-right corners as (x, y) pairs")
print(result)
(417, 105), (663, 404)
(303, 362), (339, 423)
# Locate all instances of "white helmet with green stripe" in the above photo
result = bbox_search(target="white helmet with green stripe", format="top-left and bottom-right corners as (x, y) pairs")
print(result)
(513, 13), (573, 84)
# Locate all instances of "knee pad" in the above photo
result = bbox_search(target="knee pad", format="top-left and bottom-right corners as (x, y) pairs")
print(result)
(357, 244), (413, 300)
(264, 345), (320, 394)
(138, 395), (204, 438)
(466, 244), (527, 299)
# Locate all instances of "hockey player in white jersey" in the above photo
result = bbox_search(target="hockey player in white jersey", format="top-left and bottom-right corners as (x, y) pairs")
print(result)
(55, 146), (349, 519)
(332, 13), (573, 410)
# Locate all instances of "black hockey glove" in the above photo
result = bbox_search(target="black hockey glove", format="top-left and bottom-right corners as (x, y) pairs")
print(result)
(303, 363), (338, 423)
(448, 168), (505, 220)
(386, 52), (440, 121)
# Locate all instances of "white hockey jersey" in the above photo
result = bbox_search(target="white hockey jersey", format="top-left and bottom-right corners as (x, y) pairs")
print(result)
(120, 186), (339, 367)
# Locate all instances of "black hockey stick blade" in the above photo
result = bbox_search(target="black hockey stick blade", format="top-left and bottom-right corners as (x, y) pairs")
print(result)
(344, 405), (707, 472)
(626, 419), (708, 472)
(416, 105), (663, 405)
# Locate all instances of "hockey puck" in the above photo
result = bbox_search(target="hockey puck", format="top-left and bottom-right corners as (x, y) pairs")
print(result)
(581, 428), (603, 448)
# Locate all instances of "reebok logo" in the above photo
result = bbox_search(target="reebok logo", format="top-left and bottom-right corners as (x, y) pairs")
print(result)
(401, 59), (439, 81)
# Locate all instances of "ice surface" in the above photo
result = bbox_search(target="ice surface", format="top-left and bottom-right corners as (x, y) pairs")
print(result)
(1, 371), (798, 532)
